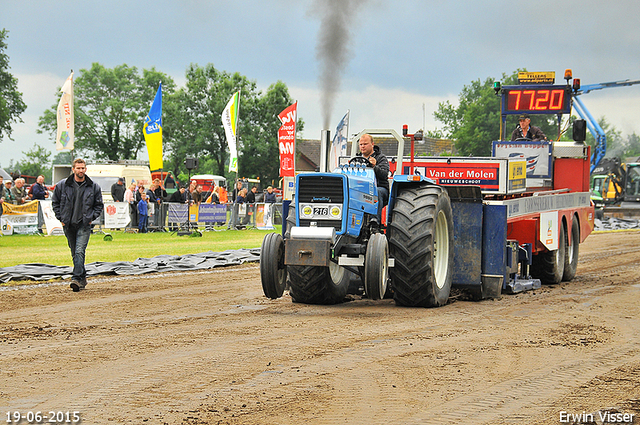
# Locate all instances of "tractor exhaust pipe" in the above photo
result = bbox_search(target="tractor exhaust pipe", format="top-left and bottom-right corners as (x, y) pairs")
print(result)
(319, 129), (330, 173)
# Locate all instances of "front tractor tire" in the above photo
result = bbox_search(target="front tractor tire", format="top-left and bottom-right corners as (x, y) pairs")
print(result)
(260, 233), (287, 299)
(288, 263), (350, 305)
(388, 184), (454, 307)
(285, 203), (350, 304)
(364, 233), (389, 300)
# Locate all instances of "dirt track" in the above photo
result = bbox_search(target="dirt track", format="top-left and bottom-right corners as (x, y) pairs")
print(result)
(2, 231), (640, 425)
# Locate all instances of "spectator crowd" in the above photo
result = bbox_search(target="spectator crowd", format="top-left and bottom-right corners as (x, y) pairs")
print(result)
(1, 173), (280, 232)
(1, 174), (51, 210)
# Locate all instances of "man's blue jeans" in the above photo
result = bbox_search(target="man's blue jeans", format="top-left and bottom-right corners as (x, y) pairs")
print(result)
(63, 224), (91, 281)
(377, 187), (389, 221)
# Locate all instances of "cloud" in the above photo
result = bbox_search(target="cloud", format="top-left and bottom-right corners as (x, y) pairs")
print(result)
(577, 90), (640, 137)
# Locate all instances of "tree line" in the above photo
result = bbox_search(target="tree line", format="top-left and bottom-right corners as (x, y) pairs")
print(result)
(35, 63), (302, 187)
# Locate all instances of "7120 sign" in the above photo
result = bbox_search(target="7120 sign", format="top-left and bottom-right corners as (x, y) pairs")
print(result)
(503, 86), (572, 115)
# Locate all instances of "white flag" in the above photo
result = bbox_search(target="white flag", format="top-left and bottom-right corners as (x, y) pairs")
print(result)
(221, 91), (240, 173)
(56, 72), (74, 151)
(329, 110), (349, 171)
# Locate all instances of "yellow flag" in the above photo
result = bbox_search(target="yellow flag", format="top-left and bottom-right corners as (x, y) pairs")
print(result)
(143, 84), (163, 171)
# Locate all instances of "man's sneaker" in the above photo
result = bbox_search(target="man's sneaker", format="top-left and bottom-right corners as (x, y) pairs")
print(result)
(70, 278), (86, 292)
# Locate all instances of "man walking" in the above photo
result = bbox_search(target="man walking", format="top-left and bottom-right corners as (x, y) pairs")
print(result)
(52, 158), (104, 292)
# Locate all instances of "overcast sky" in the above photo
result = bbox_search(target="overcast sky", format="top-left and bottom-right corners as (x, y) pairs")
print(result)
(2, 0), (640, 170)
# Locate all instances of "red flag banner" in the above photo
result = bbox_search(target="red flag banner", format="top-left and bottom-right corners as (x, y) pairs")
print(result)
(278, 102), (297, 177)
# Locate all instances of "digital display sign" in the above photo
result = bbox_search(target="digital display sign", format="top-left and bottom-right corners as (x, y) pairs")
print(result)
(503, 86), (572, 115)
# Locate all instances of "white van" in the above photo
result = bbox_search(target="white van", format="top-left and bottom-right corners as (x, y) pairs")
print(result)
(190, 174), (227, 192)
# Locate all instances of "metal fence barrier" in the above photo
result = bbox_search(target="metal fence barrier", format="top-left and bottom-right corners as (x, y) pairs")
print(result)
(1, 201), (284, 235)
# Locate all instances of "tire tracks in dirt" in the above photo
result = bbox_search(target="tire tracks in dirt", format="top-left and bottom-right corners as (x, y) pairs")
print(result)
(407, 341), (640, 425)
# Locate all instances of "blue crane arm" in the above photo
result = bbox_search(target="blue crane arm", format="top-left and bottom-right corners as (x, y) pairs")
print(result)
(572, 96), (606, 173)
(577, 79), (640, 95)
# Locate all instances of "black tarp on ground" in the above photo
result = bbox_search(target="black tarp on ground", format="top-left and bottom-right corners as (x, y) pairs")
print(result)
(2, 218), (639, 284)
(0, 248), (260, 284)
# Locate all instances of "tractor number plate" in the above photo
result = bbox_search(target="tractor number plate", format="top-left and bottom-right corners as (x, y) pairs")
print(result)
(300, 203), (342, 220)
(313, 207), (329, 216)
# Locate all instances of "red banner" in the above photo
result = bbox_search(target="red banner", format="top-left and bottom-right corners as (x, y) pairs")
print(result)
(278, 102), (297, 177)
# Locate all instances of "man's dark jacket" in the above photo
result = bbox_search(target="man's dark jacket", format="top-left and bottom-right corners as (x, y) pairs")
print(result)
(264, 191), (276, 203)
(169, 190), (186, 203)
(110, 182), (125, 202)
(510, 125), (546, 141)
(52, 174), (104, 227)
(30, 182), (48, 200)
(356, 145), (390, 191)
(154, 186), (168, 202)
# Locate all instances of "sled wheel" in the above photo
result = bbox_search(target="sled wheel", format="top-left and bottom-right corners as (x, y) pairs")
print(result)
(260, 233), (287, 299)
(562, 218), (580, 281)
(532, 222), (566, 284)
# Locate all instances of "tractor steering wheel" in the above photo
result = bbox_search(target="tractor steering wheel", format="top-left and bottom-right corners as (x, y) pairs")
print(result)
(349, 156), (371, 166)
(514, 137), (532, 142)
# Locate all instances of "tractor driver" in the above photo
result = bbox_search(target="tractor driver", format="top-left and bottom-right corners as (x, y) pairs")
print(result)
(511, 113), (547, 141)
(356, 133), (390, 221)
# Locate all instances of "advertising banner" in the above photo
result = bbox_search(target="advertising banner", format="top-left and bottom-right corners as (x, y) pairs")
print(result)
(168, 203), (188, 224)
(407, 162), (502, 190)
(198, 204), (227, 223)
(403, 157), (526, 195)
(222, 91), (240, 173)
(40, 200), (64, 235)
(256, 203), (275, 230)
(143, 83), (163, 171)
(492, 140), (553, 178)
(56, 72), (74, 151)
(103, 202), (131, 228)
(329, 110), (349, 172)
(1, 201), (39, 235)
(189, 204), (199, 222)
(278, 102), (297, 177)
(540, 211), (559, 251)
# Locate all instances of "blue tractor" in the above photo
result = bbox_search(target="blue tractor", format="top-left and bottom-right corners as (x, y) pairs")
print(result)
(260, 130), (455, 307)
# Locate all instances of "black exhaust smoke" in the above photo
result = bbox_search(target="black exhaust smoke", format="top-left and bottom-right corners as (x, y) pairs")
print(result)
(313, 0), (369, 129)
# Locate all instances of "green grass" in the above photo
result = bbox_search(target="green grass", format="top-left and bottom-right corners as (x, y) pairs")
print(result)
(0, 227), (280, 269)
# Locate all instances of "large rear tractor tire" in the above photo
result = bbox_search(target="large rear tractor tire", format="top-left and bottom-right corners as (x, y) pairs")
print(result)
(562, 218), (580, 281)
(364, 233), (389, 300)
(532, 222), (566, 284)
(388, 184), (454, 307)
(260, 233), (287, 299)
